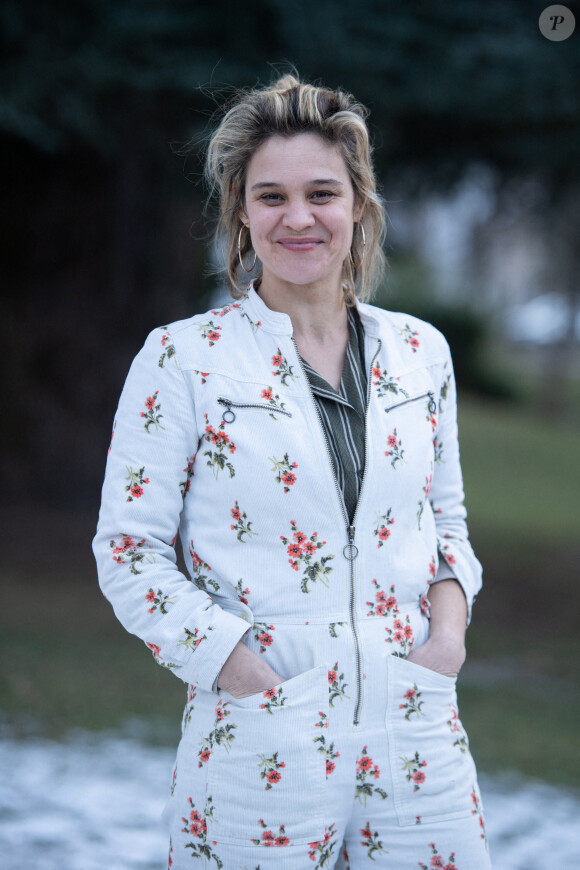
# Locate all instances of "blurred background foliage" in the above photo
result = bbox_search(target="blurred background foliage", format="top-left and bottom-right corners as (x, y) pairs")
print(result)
(1, 0), (579, 782)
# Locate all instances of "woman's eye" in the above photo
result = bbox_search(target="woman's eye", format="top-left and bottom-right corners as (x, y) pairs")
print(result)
(311, 191), (334, 202)
(260, 193), (283, 203)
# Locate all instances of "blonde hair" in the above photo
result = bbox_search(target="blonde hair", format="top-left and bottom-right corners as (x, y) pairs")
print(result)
(203, 74), (387, 302)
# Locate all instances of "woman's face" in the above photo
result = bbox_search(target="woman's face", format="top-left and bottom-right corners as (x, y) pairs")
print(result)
(242, 133), (362, 295)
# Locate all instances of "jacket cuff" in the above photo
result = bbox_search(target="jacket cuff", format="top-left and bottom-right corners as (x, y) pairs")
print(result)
(178, 607), (251, 692)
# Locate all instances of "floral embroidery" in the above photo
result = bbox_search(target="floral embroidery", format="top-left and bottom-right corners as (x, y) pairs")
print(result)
(146, 641), (162, 661)
(145, 588), (176, 615)
(260, 686), (288, 714)
(240, 309), (262, 331)
(141, 391), (165, 433)
(251, 818), (291, 847)
(328, 662), (349, 706)
(372, 364), (409, 400)
(260, 386), (287, 418)
(399, 323), (420, 352)
(177, 627), (208, 652)
(202, 414), (236, 478)
(373, 509), (395, 547)
(234, 579), (250, 605)
(269, 453), (298, 492)
(251, 621), (275, 653)
(189, 542), (220, 592)
(329, 621), (347, 637)
(182, 685), (196, 730)
(308, 823), (338, 868)
(313, 713), (340, 776)
(193, 369), (210, 384)
(439, 541), (457, 568)
(417, 472), (433, 530)
(429, 555), (437, 579)
(366, 579), (398, 618)
(257, 752), (286, 789)
(158, 332), (176, 368)
(385, 613), (414, 654)
(110, 534), (153, 574)
(211, 303), (242, 318)
(418, 843), (458, 869)
(272, 347), (299, 385)
(124, 465), (150, 501)
(197, 700), (236, 766)
(360, 822), (386, 860)
(399, 684), (425, 721)
(196, 319), (222, 346)
(180, 455), (195, 497)
(385, 428), (405, 468)
(230, 500), (258, 541)
(440, 369), (452, 409)
(471, 786), (488, 847)
(355, 746), (388, 804)
(181, 797), (223, 868)
(401, 751), (428, 790)
(433, 437), (444, 464)
(280, 521), (334, 593)
(447, 706), (469, 753)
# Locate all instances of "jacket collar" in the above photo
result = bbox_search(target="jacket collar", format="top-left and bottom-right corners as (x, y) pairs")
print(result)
(242, 282), (381, 339)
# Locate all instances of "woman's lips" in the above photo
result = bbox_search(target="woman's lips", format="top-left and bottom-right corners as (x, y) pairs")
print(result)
(276, 237), (323, 252)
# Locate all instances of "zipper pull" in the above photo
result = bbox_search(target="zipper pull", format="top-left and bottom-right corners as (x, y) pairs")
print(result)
(343, 525), (359, 561)
(427, 392), (436, 415)
(220, 402), (236, 424)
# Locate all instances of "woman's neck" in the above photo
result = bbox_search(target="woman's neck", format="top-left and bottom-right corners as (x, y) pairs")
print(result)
(256, 276), (349, 344)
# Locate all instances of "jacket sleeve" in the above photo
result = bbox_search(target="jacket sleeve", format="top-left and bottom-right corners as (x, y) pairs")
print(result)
(429, 347), (482, 624)
(92, 327), (250, 690)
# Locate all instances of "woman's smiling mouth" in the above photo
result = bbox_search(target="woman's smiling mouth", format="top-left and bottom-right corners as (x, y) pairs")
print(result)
(276, 237), (324, 252)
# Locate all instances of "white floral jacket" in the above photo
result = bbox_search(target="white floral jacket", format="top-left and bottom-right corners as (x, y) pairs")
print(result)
(93, 286), (482, 702)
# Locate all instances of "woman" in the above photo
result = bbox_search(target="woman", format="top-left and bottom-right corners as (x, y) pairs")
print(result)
(93, 75), (491, 869)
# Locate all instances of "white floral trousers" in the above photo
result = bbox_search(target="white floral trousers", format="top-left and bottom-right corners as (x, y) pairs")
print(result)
(163, 637), (491, 870)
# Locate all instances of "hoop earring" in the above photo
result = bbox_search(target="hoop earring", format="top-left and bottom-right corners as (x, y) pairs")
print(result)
(238, 224), (258, 273)
(349, 221), (366, 270)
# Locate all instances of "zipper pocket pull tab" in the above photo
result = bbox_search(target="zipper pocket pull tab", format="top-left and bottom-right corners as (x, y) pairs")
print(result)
(221, 402), (236, 424)
(427, 392), (437, 415)
(343, 525), (358, 561)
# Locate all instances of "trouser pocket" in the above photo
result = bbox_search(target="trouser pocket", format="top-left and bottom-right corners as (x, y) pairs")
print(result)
(205, 664), (328, 846)
(386, 655), (477, 826)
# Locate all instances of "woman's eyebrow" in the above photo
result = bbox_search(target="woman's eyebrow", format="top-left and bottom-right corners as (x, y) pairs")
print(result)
(250, 178), (345, 191)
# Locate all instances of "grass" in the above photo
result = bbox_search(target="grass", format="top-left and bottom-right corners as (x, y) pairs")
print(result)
(1, 382), (579, 787)
(458, 395), (580, 542)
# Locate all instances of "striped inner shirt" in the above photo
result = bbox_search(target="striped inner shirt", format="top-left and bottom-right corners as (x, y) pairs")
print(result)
(299, 307), (368, 524)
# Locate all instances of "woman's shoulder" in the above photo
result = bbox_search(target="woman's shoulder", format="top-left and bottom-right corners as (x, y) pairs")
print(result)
(357, 301), (450, 360)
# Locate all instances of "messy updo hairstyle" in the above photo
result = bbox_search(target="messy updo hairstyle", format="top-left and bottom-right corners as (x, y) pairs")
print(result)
(203, 74), (387, 303)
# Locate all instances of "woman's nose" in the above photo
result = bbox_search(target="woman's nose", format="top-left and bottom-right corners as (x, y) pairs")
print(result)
(282, 197), (315, 229)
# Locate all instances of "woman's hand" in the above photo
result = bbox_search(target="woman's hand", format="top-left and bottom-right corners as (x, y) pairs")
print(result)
(406, 633), (466, 678)
(217, 641), (284, 698)
(406, 578), (468, 678)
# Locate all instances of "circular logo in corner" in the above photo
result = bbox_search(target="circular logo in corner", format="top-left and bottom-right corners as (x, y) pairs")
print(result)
(539, 5), (576, 40)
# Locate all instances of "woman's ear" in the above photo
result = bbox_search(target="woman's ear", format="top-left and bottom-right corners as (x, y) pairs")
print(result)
(234, 184), (248, 226)
(353, 197), (365, 224)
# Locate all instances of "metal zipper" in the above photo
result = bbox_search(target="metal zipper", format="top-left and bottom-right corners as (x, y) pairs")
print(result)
(384, 391), (437, 415)
(217, 397), (293, 423)
(349, 339), (382, 725)
(291, 336), (382, 726)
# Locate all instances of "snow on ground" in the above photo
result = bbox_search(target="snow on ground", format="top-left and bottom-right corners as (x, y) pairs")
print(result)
(0, 729), (578, 869)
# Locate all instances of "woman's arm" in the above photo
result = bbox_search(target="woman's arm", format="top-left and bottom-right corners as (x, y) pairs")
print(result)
(406, 578), (467, 677)
(92, 326), (250, 691)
